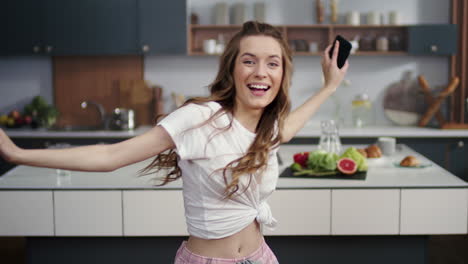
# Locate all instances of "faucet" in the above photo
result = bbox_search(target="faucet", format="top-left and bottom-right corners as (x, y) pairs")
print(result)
(80, 101), (107, 129)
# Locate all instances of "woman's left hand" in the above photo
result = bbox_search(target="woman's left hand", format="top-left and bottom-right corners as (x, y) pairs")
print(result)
(321, 40), (349, 93)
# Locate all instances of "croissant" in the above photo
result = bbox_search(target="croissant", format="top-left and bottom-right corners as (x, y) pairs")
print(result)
(400, 156), (420, 167)
(357, 148), (368, 158)
(366, 145), (382, 158)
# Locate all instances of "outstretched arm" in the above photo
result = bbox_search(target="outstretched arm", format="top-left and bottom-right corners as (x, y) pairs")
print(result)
(0, 125), (174, 172)
(281, 40), (349, 143)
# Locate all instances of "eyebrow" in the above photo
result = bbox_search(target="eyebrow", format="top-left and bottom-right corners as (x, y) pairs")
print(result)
(240, 52), (281, 60)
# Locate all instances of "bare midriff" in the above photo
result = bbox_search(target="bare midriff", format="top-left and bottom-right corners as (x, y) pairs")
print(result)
(185, 220), (263, 259)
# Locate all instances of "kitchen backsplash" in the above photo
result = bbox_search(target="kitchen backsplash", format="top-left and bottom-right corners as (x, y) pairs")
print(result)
(0, 57), (53, 114)
(145, 55), (450, 126)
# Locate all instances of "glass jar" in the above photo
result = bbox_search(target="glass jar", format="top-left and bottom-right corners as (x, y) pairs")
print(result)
(352, 93), (373, 128)
(318, 120), (342, 155)
(389, 34), (403, 51)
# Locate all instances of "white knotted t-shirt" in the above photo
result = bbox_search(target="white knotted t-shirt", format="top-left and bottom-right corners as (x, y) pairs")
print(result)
(158, 101), (279, 239)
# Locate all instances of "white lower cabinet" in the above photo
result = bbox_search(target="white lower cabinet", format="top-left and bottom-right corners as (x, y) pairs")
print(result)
(54, 191), (122, 236)
(400, 188), (468, 234)
(264, 189), (331, 235)
(331, 189), (400, 235)
(0, 191), (54, 236)
(123, 190), (187, 236)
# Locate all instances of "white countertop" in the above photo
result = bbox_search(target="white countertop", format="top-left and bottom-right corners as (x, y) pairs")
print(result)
(4, 126), (153, 138)
(295, 125), (468, 138)
(4, 125), (467, 138)
(0, 144), (466, 190)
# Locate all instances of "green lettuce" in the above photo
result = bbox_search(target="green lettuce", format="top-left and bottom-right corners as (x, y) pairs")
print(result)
(340, 147), (368, 171)
(306, 150), (339, 171)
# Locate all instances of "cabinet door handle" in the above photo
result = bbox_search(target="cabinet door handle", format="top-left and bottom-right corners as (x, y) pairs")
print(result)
(46, 45), (53, 53)
(142, 45), (150, 53)
(430, 45), (438, 52)
(33, 46), (41, 53)
(457, 141), (464, 148)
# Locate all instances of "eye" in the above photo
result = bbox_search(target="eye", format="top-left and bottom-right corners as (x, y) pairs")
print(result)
(268, 62), (280, 68)
(243, 60), (255, 65)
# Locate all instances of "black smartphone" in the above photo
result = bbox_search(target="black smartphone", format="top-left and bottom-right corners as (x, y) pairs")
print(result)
(328, 35), (352, 69)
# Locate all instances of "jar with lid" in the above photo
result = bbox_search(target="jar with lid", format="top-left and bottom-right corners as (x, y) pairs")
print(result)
(318, 120), (342, 155)
(352, 93), (373, 128)
(376, 35), (389, 51)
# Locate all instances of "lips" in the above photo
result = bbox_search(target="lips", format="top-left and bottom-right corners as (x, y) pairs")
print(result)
(247, 83), (271, 96)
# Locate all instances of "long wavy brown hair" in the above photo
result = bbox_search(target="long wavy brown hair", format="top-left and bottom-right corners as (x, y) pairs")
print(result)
(140, 21), (293, 198)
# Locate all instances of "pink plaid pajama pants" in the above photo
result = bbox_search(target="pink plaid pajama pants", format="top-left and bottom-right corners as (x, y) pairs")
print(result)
(174, 239), (279, 264)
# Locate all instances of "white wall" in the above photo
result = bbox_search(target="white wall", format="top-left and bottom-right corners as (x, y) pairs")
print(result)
(147, 0), (451, 126)
(188, 0), (449, 25)
(0, 57), (53, 114)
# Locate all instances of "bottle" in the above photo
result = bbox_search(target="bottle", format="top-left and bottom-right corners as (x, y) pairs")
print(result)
(318, 120), (342, 155)
(316, 0), (324, 24)
(330, 0), (338, 24)
(352, 93), (373, 128)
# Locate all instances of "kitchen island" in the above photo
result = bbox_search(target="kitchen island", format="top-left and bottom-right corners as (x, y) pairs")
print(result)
(4, 125), (468, 138)
(4, 124), (467, 180)
(0, 144), (466, 263)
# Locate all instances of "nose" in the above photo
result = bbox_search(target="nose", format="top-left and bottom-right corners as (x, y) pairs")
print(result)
(254, 63), (267, 79)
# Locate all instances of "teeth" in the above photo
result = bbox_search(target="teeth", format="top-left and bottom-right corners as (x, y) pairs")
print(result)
(249, 84), (269, 90)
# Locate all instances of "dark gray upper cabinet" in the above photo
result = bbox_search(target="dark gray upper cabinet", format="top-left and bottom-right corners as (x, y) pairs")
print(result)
(408, 24), (457, 55)
(0, 0), (44, 55)
(138, 0), (187, 55)
(43, 0), (139, 55)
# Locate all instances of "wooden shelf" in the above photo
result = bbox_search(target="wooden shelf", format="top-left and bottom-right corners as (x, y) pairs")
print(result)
(189, 51), (408, 56)
(188, 24), (408, 55)
(292, 51), (407, 56)
(354, 51), (408, 56)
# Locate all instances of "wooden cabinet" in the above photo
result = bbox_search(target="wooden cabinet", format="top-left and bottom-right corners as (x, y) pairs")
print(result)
(43, 0), (139, 55)
(264, 189), (331, 235)
(1, 0), (139, 55)
(400, 188), (467, 234)
(54, 191), (122, 236)
(0, 191), (54, 236)
(408, 24), (458, 55)
(331, 189), (400, 235)
(122, 190), (187, 236)
(138, 0), (187, 55)
(1, 0), (187, 55)
(445, 139), (467, 181)
(0, 0), (44, 55)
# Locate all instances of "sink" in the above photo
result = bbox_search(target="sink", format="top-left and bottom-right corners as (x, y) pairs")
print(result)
(47, 125), (104, 132)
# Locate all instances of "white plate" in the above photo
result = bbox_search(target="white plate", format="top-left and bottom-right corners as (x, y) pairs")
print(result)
(392, 162), (432, 169)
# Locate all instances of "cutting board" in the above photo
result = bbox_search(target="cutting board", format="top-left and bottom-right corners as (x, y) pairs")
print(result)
(114, 80), (164, 126)
(280, 167), (367, 180)
(383, 71), (427, 126)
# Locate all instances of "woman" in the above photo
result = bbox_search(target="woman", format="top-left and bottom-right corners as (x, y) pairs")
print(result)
(0, 21), (348, 263)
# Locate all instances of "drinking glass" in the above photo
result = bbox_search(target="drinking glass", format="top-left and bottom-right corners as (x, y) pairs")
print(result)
(47, 143), (72, 185)
(318, 120), (342, 155)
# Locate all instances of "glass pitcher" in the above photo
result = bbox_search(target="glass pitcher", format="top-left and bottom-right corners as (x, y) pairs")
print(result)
(318, 120), (342, 155)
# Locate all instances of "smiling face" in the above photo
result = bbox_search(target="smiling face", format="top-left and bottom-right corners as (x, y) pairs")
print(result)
(233, 35), (284, 114)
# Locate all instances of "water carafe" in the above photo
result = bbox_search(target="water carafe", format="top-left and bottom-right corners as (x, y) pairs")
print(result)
(352, 93), (373, 128)
(318, 120), (342, 155)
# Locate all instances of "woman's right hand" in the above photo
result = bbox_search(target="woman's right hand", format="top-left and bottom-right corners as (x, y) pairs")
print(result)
(0, 128), (20, 163)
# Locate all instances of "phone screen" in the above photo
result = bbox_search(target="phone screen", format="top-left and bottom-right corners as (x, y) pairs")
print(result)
(328, 35), (352, 68)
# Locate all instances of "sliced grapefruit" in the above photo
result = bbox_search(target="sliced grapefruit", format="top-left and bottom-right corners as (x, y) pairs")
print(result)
(337, 158), (357, 175)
